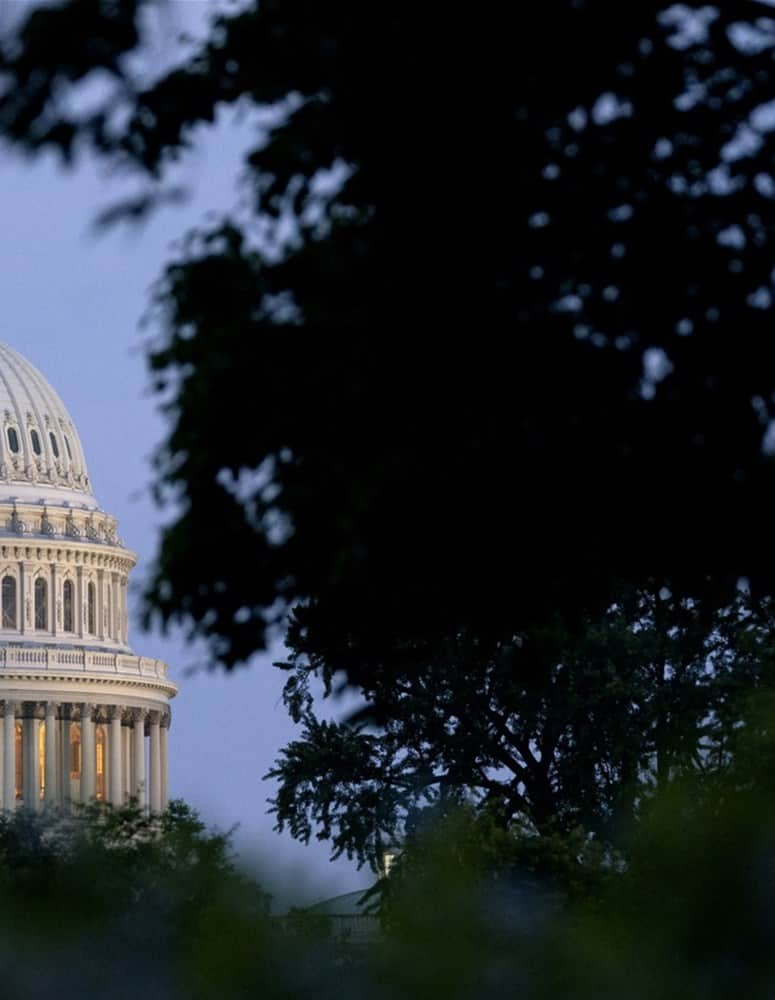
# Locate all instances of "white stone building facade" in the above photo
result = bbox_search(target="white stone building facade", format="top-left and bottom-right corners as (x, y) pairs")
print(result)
(0, 344), (176, 812)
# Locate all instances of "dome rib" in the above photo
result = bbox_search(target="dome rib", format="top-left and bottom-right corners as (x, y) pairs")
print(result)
(1, 345), (49, 474)
(0, 344), (95, 507)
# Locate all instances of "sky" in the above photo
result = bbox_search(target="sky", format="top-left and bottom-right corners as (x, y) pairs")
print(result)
(0, 8), (368, 909)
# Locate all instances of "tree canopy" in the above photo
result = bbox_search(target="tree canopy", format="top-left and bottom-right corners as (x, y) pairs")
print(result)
(269, 591), (775, 865)
(4, 3), (775, 663)
(6, 0), (775, 866)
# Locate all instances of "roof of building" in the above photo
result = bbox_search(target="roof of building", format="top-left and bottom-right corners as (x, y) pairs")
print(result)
(307, 888), (375, 916)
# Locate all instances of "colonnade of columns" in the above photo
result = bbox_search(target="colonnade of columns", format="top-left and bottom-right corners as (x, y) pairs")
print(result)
(0, 700), (169, 813)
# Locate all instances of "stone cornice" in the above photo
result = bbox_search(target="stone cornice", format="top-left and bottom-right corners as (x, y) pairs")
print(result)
(0, 672), (177, 697)
(0, 539), (135, 573)
(0, 501), (128, 556)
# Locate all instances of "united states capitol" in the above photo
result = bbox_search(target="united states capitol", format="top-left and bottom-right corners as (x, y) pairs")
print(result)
(0, 343), (176, 812)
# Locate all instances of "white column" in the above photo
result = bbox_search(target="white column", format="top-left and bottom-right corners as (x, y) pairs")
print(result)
(149, 712), (161, 814)
(44, 702), (57, 807)
(76, 565), (84, 639)
(123, 724), (131, 800)
(22, 709), (39, 810)
(2, 702), (14, 811)
(50, 563), (57, 636)
(111, 573), (119, 641)
(56, 573), (63, 635)
(80, 704), (95, 802)
(132, 711), (146, 811)
(160, 720), (169, 810)
(121, 580), (128, 644)
(109, 708), (122, 807)
(59, 711), (71, 805)
(97, 569), (105, 640)
(20, 561), (33, 635)
(103, 725), (109, 804)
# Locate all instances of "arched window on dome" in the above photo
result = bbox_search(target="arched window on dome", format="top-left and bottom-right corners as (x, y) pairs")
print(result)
(34, 577), (47, 631)
(30, 429), (41, 456)
(2, 576), (17, 629)
(64, 435), (73, 461)
(6, 427), (19, 454)
(95, 725), (105, 801)
(87, 582), (96, 634)
(63, 579), (74, 632)
(49, 433), (60, 459)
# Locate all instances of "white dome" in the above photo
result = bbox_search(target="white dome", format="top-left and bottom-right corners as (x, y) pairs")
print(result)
(0, 344), (95, 508)
(0, 346), (175, 817)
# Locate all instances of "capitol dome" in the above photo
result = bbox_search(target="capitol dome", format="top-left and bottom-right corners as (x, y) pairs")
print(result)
(0, 344), (176, 814)
(0, 343), (96, 508)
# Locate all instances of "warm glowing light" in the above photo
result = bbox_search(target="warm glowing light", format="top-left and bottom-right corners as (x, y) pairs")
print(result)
(70, 723), (81, 779)
(14, 722), (21, 800)
(38, 721), (45, 798)
(95, 725), (105, 801)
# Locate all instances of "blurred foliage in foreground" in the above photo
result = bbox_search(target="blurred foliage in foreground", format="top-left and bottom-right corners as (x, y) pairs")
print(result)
(8, 748), (775, 1000)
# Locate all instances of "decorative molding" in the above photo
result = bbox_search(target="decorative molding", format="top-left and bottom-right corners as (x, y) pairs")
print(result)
(130, 707), (149, 728)
(0, 504), (124, 550)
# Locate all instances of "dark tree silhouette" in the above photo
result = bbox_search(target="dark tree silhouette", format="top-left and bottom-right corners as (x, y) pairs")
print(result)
(268, 593), (775, 865)
(5, 1), (775, 859)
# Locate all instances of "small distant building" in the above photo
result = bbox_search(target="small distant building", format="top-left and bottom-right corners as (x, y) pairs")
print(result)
(305, 889), (381, 945)
(298, 846), (400, 943)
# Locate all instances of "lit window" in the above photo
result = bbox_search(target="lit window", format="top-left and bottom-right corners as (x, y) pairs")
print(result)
(87, 582), (96, 634)
(64, 435), (73, 461)
(6, 427), (19, 454)
(49, 433), (60, 459)
(63, 579), (74, 632)
(34, 577), (47, 630)
(14, 722), (21, 800)
(70, 724), (81, 779)
(382, 852), (398, 877)
(95, 726), (105, 801)
(2, 576), (16, 628)
(30, 429), (41, 456)
(39, 722), (45, 799)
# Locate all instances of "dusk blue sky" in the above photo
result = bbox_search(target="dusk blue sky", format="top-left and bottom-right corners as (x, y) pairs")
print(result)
(0, 15), (367, 905)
